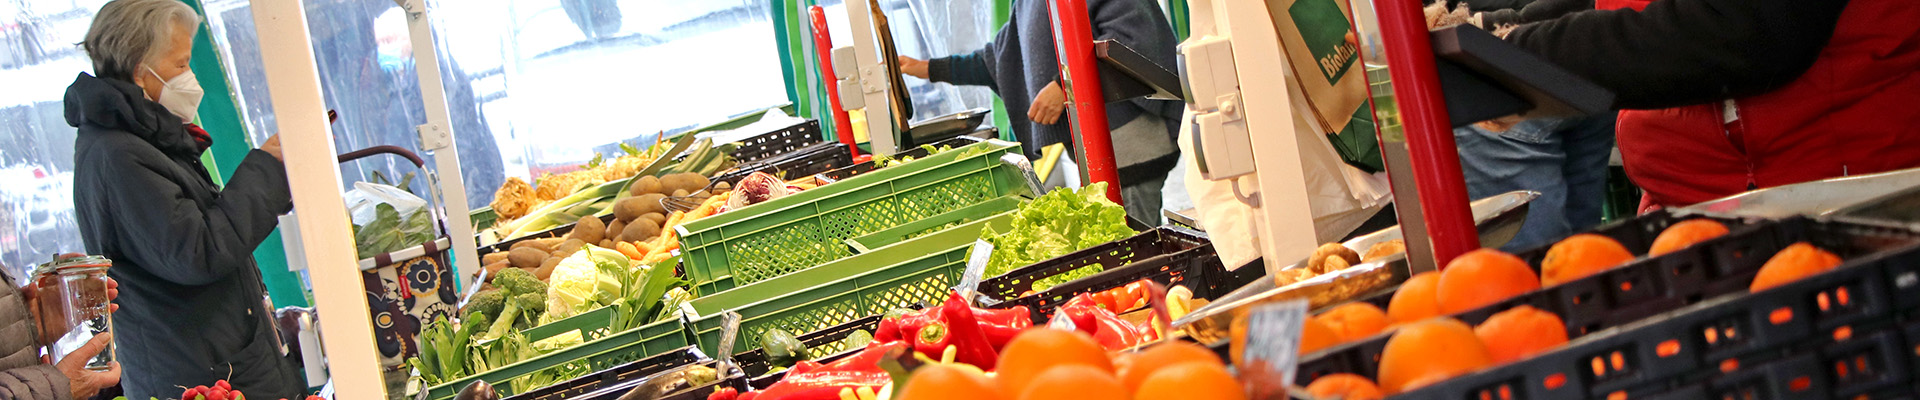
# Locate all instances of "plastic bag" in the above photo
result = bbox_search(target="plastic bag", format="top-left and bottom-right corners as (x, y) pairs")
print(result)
(345, 181), (427, 226)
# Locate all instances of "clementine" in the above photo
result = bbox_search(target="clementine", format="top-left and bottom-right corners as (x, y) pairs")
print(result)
(1376, 318), (1494, 394)
(1541, 234), (1635, 286)
(1316, 302), (1394, 343)
(1118, 341), (1223, 392)
(1018, 365), (1128, 400)
(897, 363), (1005, 400)
(996, 329), (1114, 396)
(1300, 315), (1341, 355)
(1473, 305), (1569, 364)
(1388, 272), (1443, 323)
(1134, 362), (1247, 400)
(1749, 242), (1843, 292)
(1305, 373), (1385, 400)
(1436, 249), (1540, 315)
(1649, 219), (1730, 256)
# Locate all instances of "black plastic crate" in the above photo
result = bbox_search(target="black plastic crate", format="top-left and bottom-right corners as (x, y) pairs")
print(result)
(1393, 217), (1920, 400)
(979, 227), (1262, 324)
(1292, 210), (1771, 385)
(713, 142), (853, 186)
(730, 120), (824, 163)
(731, 314), (887, 379)
(504, 346), (708, 400)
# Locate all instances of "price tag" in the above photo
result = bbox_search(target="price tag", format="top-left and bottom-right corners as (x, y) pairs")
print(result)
(1048, 310), (1078, 331)
(1241, 300), (1309, 400)
(956, 240), (994, 297)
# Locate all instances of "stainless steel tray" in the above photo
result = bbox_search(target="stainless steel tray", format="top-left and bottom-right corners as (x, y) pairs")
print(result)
(1171, 190), (1538, 344)
(1679, 167), (1920, 218)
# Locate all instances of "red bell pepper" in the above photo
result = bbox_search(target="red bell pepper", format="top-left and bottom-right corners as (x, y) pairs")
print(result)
(750, 341), (902, 400)
(876, 301), (1031, 357)
(975, 306), (1032, 349)
(1058, 293), (1153, 350)
(709, 387), (740, 400)
(934, 292), (999, 369)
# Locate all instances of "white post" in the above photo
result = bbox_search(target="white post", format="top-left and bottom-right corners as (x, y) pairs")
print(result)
(398, 0), (482, 288)
(843, 0), (901, 155)
(1198, 0), (1323, 271)
(247, 0), (387, 397)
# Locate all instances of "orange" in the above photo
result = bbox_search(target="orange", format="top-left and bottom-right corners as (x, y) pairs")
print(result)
(1388, 272), (1443, 323)
(1300, 315), (1341, 355)
(1473, 305), (1569, 364)
(1316, 303), (1394, 343)
(897, 363), (1005, 400)
(1304, 373), (1385, 400)
(1118, 341), (1223, 392)
(1376, 318), (1494, 394)
(1649, 219), (1730, 256)
(1540, 234), (1635, 287)
(996, 329), (1114, 396)
(1436, 249), (1541, 315)
(1134, 362), (1247, 400)
(1749, 242), (1843, 292)
(1018, 365), (1128, 400)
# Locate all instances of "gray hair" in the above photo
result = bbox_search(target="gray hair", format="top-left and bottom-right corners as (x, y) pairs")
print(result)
(81, 0), (202, 81)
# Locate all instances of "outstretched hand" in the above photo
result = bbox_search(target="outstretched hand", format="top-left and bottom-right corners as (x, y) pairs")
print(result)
(898, 56), (930, 79)
(57, 333), (121, 399)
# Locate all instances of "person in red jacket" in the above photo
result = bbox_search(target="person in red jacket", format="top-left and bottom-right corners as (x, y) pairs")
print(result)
(1495, 0), (1920, 209)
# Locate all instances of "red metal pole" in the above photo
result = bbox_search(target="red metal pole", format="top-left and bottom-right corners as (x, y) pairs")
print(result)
(1374, 0), (1477, 265)
(1048, 0), (1123, 204)
(810, 5), (861, 158)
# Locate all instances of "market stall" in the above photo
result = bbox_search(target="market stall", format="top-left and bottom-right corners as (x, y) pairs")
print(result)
(214, 0), (1920, 398)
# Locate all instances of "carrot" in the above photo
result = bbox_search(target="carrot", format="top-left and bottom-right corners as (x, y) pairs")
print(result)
(616, 242), (644, 260)
(632, 240), (656, 255)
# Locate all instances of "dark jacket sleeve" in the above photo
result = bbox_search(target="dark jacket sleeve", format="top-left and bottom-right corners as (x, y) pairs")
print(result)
(929, 49), (998, 88)
(1505, 0), (1850, 109)
(0, 365), (70, 400)
(107, 150), (291, 286)
(1450, 0), (1533, 12)
(1479, 0), (1590, 26)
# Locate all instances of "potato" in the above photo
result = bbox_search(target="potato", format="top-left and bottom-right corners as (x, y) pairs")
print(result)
(555, 239), (588, 256)
(510, 238), (557, 253)
(606, 219), (628, 242)
(482, 251), (510, 266)
(631, 175), (664, 197)
(599, 239), (614, 248)
(508, 247), (547, 270)
(570, 215), (606, 244)
(1307, 243), (1360, 274)
(642, 213), (668, 226)
(671, 189), (690, 198)
(713, 181), (733, 192)
(614, 197), (644, 223)
(660, 173), (711, 195)
(483, 260), (511, 282)
(620, 218), (663, 243)
(536, 258), (562, 280)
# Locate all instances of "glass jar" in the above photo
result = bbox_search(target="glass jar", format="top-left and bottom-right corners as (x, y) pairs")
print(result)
(33, 256), (113, 371)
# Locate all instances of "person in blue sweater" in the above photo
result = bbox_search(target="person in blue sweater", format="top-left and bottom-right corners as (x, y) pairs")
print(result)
(899, 0), (1184, 224)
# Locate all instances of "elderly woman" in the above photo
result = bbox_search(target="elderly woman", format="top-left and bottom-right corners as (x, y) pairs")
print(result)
(0, 257), (120, 399)
(65, 0), (304, 398)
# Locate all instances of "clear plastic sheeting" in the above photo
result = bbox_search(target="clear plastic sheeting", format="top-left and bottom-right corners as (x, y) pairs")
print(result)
(201, 0), (796, 209)
(0, 0), (109, 281)
(818, 0), (997, 123)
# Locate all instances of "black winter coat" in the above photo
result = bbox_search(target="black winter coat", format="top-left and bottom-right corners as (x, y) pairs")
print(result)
(64, 73), (305, 400)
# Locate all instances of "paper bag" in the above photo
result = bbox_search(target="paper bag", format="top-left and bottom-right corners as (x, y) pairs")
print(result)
(1266, 0), (1370, 137)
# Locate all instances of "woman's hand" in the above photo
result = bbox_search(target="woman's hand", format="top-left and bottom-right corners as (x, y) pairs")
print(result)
(1029, 82), (1067, 125)
(261, 134), (283, 161)
(898, 56), (930, 80)
(57, 333), (120, 399)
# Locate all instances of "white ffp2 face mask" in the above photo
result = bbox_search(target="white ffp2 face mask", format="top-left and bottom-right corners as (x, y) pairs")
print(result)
(147, 67), (204, 123)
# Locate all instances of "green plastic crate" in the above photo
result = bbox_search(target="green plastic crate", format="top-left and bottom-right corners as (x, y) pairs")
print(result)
(684, 238), (976, 356)
(675, 140), (1027, 295)
(421, 312), (691, 399)
(845, 195), (1025, 253)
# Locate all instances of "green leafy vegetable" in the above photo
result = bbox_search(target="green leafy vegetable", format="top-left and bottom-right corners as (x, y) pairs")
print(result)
(978, 182), (1133, 291)
(354, 203), (437, 259)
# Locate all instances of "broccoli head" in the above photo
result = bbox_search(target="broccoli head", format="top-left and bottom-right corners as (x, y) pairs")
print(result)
(494, 268), (548, 296)
(463, 289), (507, 321)
(486, 291), (553, 340)
(511, 292), (548, 325)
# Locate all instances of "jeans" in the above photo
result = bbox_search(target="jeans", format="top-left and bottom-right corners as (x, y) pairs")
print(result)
(1455, 114), (1617, 252)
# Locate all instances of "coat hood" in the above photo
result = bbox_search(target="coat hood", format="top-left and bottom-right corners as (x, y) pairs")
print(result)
(64, 72), (200, 159)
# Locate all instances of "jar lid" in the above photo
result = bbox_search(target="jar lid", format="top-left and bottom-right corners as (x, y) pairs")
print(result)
(39, 256), (112, 273)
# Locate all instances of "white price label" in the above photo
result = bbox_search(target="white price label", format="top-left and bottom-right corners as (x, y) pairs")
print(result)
(1048, 310), (1079, 331)
(1242, 300), (1309, 400)
(957, 240), (994, 295)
